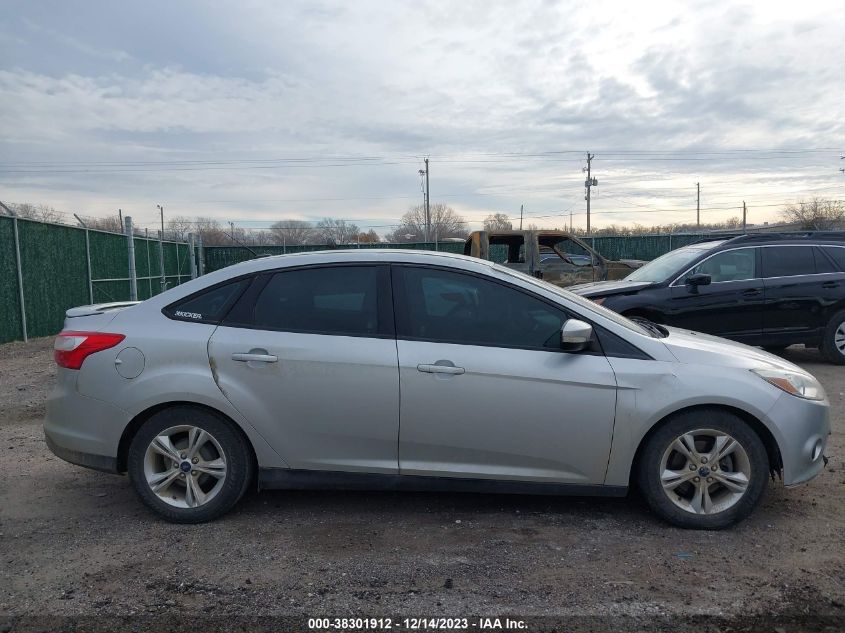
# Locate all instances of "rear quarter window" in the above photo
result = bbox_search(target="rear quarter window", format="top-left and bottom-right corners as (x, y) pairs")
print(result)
(164, 278), (251, 324)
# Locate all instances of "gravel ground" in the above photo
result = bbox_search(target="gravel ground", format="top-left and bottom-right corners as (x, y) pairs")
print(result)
(0, 337), (843, 631)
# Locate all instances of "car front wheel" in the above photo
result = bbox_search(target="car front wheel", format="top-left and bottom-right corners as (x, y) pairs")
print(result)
(127, 407), (253, 523)
(637, 409), (769, 529)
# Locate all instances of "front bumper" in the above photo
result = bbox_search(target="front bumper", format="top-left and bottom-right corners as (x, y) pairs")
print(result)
(44, 369), (128, 474)
(767, 392), (830, 486)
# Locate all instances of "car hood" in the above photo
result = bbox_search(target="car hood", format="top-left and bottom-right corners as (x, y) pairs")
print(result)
(660, 326), (807, 372)
(568, 279), (653, 297)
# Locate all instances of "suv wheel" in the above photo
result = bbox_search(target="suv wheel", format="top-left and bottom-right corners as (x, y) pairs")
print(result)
(821, 309), (845, 365)
(637, 409), (768, 529)
(128, 407), (253, 523)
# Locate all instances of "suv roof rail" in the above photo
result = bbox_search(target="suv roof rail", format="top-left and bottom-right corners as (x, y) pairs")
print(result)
(722, 231), (845, 244)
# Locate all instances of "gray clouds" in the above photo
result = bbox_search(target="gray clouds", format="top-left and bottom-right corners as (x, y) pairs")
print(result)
(0, 0), (843, 232)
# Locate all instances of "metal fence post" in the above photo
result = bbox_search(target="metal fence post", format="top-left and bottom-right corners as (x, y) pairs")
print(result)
(158, 230), (166, 293)
(84, 228), (93, 304)
(12, 217), (28, 342)
(125, 216), (138, 301)
(188, 233), (198, 279)
(196, 234), (205, 276)
(145, 228), (152, 297)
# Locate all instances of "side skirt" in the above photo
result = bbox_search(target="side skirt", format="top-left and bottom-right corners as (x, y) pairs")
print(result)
(258, 468), (628, 498)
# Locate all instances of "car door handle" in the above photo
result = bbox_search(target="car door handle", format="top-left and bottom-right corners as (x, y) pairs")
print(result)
(742, 289), (762, 297)
(822, 281), (839, 289)
(231, 353), (278, 363)
(417, 363), (465, 375)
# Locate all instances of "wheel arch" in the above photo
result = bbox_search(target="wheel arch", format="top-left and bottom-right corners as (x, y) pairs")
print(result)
(628, 403), (783, 488)
(117, 401), (258, 475)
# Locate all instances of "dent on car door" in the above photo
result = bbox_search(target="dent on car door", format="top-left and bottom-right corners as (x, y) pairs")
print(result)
(667, 247), (764, 340)
(392, 265), (618, 484)
(207, 265), (400, 474)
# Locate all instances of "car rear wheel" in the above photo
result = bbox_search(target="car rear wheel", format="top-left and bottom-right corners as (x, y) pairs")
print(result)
(128, 407), (253, 523)
(821, 309), (845, 365)
(637, 409), (769, 529)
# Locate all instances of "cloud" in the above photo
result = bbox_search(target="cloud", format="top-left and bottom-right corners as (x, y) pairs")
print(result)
(0, 0), (843, 233)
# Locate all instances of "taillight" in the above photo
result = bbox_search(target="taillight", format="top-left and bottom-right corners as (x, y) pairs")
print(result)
(54, 331), (125, 370)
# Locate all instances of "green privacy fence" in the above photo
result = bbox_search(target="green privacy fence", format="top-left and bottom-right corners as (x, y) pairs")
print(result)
(0, 217), (730, 345)
(202, 241), (466, 273)
(0, 216), (193, 344)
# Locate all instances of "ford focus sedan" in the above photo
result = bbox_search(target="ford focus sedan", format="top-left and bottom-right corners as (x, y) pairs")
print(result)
(45, 251), (829, 528)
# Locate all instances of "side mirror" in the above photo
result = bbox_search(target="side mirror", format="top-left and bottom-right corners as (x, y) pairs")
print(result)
(685, 273), (711, 287)
(560, 319), (593, 352)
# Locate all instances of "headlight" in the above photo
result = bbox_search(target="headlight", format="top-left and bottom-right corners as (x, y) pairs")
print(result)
(751, 368), (825, 401)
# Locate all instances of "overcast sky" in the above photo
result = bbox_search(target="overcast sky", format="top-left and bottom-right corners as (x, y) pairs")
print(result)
(1, 0), (843, 234)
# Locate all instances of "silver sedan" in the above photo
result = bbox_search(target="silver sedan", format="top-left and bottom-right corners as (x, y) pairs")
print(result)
(45, 250), (829, 528)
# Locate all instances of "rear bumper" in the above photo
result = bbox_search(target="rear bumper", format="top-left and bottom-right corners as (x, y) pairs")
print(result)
(44, 433), (119, 473)
(44, 368), (129, 473)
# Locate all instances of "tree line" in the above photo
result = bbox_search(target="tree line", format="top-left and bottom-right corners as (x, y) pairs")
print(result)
(3, 198), (842, 246)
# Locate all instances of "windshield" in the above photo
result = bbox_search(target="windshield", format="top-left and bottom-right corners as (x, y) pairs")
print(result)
(490, 263), (656, 337)
(624, 241), (724, 283)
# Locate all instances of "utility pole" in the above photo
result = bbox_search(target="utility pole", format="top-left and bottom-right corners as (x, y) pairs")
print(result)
(570, 210), (573, 233)
(742, 201), (747, 233)
(118, 208), (123, 229)
(156, 204), (165, 293)
(519, 204), (524, 230)
(584, 153), (597, 235)
(418, 159), (431, 242)
(696, 183), (700, 229)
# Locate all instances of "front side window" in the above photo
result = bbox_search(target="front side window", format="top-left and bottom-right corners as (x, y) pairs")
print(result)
(683, 248), (757, 283)
(627, 242), (723, 283)
(248, 266), (386, 337)
(761, 246), (815, 278)
(395, 266), (567, 350)
(165, 278), (250, 323)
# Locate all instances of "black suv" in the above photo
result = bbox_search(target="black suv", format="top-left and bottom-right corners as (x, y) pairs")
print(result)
(569, 232), (845, 364)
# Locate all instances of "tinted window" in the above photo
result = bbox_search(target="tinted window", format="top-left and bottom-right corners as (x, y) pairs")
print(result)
(166, 279), (250, 323)
(251, 266), (383, 336)
(814, 247), (837, 273)
(822, 246), (845, 271)
(762, 246), (815, 278)
(395, 267), (567, 350)
(684, 248), (757, 283)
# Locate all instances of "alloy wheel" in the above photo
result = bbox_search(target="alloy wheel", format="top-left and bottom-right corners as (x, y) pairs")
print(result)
(835, 322), (845, 357)
(143, 425), (228, 508)
(659, 429), (751, 515)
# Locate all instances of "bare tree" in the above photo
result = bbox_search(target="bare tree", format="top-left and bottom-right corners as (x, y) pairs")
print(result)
(8, 202), (65, 223)
(781, 198), (845, 230)
(312, 218), (360, 245)
(269, 219), (312, 246)
(165, 215), (194, 242)
(386, 204), (468, 242)
(355, 229), (381, 243)
(483, 213), (513, 231)
(80, 215), (124, 233)
(191, 217), (228, 245)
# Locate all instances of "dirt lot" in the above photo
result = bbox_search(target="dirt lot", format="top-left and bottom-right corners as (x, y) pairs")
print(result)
(1, 337), (843, 631)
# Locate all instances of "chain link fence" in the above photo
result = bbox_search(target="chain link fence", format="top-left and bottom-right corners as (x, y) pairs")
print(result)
(0, 216), (193, 344)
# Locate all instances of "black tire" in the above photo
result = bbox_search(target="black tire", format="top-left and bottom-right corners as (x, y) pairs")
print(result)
(636, 408), (769, 529)
(820, 309), (845, 365)
(128, 406), (254, 523)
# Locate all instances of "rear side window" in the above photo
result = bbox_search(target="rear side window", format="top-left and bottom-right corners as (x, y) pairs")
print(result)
(165, 278), (250, 324)
(761, 246), (816, 278)
(813, 247), (837, 273)
(822, 246), (845, 271)
(248, 265), (387, 337)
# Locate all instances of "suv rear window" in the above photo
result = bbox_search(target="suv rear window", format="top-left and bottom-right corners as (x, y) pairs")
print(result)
(761, 246), (815, 278)
(165, 278), (250, 324)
